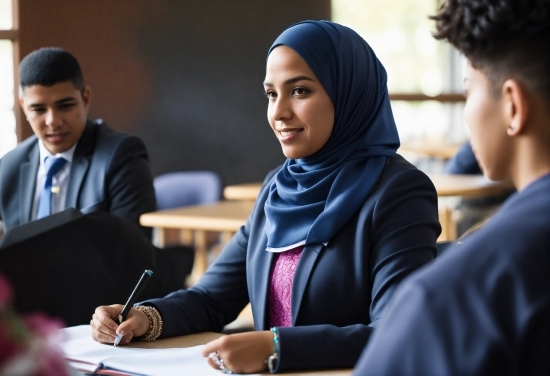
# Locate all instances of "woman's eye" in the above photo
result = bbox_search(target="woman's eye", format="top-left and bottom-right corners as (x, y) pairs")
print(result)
(293, 87), (309, 96)
(264, 90), (276, 101)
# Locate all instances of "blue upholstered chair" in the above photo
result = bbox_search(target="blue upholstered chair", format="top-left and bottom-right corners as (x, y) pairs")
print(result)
(154, 171), (222, 210)
(152, 171), (223, 292)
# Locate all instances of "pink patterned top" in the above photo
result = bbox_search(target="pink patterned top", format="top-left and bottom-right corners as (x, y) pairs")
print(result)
(268, 246), (304, 327)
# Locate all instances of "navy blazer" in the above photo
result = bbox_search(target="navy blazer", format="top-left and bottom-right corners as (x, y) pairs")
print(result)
(0, 119), (156, 238)
(353, 173), (550, 376)
(145, 155), (441, 371)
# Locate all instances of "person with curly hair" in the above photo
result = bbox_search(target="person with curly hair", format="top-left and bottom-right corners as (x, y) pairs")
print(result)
(353, 0), (550, 375)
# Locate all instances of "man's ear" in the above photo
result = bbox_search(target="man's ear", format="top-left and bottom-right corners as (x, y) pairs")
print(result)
(82, 86), (91, 114)
(18, 96), (29, 120)
(503, 79), (528, 137)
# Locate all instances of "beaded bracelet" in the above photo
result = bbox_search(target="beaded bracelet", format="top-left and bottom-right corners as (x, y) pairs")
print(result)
(132, 305), (163, 342)
(265, 327), (280, 373)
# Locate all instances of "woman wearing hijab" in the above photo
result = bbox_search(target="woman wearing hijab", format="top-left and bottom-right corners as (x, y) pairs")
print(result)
(90, 21), (441, 373)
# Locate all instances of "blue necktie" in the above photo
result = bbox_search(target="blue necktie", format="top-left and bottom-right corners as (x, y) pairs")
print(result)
(36, 156), (67, 219)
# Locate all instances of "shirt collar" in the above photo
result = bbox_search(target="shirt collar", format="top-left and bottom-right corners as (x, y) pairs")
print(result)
(38, 141), (77, 166)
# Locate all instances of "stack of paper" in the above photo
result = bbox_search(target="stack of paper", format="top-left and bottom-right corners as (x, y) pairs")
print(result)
(61, 326), (234, 376)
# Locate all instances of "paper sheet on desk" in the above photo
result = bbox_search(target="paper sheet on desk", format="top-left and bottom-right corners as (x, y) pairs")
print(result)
(61, 329), (243, 376)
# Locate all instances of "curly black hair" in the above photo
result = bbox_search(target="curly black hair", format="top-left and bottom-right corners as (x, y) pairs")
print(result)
(19, 47), (85, 91)
(431, 0), (550, 99)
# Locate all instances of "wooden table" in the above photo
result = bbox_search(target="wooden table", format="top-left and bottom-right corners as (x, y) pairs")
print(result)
(222, 175), (514, 242)
(399, 141), (462, 160)
(141, 201), (255, 283)
(63, 327), (351, 375)
(427, 174), (513, 241)
(427, 174), (513, 197)
(224, 182), (261, 201)
(224, 175), (513, 199)
(142, 175), (512, 280)
(134, 332), (352, 375)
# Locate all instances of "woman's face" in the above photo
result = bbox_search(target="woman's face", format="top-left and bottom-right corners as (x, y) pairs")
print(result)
(463, 62), (512, 181)
(264, 46), (335, 159)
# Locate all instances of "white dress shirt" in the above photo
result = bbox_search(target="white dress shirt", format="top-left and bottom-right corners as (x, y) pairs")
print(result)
(31, 142), (77, 220)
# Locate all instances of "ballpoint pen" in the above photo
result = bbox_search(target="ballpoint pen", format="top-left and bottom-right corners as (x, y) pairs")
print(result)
(114, 269), (153, 347)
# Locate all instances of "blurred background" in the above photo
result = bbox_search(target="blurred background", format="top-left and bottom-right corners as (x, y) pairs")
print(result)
(0, 0), (467, 184)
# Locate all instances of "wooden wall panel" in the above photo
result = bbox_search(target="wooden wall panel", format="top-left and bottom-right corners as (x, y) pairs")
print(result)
(17, 0), (330, 184)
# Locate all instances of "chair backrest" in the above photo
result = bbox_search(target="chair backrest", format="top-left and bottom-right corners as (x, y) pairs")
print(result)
(154, 171), (222, 210)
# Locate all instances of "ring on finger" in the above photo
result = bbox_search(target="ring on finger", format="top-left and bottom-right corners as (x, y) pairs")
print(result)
(208, 351), (222, 367)
(219, 359), (233, 374)
(208, 351), (233, 374)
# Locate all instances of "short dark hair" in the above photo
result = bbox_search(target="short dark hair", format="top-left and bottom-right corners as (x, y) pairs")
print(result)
(19, 47), (85, 91)
(431, 0), (550, 99)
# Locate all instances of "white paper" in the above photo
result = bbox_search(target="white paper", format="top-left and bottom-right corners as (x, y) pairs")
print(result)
(61, 326), (257, 376)
(60, 324), (94, 341)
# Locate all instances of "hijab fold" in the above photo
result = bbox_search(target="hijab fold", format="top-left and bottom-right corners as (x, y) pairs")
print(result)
(265, 21), (400, 252)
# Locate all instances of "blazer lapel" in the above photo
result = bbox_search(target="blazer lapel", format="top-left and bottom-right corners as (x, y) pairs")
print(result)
(65, 120), (95, 208)
(291, 243), (324, 325)
(252, 247), (275, 330)
(19, 146), (40, 224)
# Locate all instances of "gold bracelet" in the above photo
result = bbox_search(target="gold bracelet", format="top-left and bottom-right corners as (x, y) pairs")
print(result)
(132, 305), (163, 342)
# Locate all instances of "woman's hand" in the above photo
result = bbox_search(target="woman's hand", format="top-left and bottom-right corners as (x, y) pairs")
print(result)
(90, 304), (149, 345)
(202, 331), (274, 374)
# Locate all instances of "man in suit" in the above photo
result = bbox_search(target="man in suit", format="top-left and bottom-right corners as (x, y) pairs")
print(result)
(0, 47), (156, 239)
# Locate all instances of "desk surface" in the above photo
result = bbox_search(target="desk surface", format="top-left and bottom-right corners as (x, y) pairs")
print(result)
(223, 174), (514, 201)
(427, 174), (514, 197)
(224, 183), (262, 201)
(140, 200), (255, 231)
(130, 332), (351, 375)
(64, 327), (350, 375)
(399, 141), (462, 159)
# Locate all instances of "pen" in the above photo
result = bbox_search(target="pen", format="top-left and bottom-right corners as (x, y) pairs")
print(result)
(113, 269), (153, 346)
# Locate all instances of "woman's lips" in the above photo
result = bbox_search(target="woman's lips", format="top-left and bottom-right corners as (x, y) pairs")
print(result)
(278, 129), (303, 142)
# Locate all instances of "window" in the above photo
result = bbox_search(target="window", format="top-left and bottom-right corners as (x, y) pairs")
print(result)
(332, 0), (468, 147)
(0, 0), (17, 158)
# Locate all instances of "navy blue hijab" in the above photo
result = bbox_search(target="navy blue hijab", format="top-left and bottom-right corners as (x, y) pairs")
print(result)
(264, 20), (400, 251)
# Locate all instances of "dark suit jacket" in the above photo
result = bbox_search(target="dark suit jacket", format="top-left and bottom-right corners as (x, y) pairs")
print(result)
(0, 119), (156, 238)
(0, 212), (157, 327)
(144, 155), (441, 371)
(353, 173), (550, 376)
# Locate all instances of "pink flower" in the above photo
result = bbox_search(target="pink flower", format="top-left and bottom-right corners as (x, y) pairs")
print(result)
(24, 314), (64, 338)
(0, 307), (28, 365)
(0, 322), (25, 364)
(34, 344), (70, 376)
(0, 273), (69, 376)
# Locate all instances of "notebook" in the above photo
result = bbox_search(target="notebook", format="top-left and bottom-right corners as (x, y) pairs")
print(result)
(61, 326), (239, 376)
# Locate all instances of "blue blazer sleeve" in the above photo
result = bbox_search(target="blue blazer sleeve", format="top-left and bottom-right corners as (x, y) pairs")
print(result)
(353, 174), (550, 376)
(143, 155), (441, 372)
